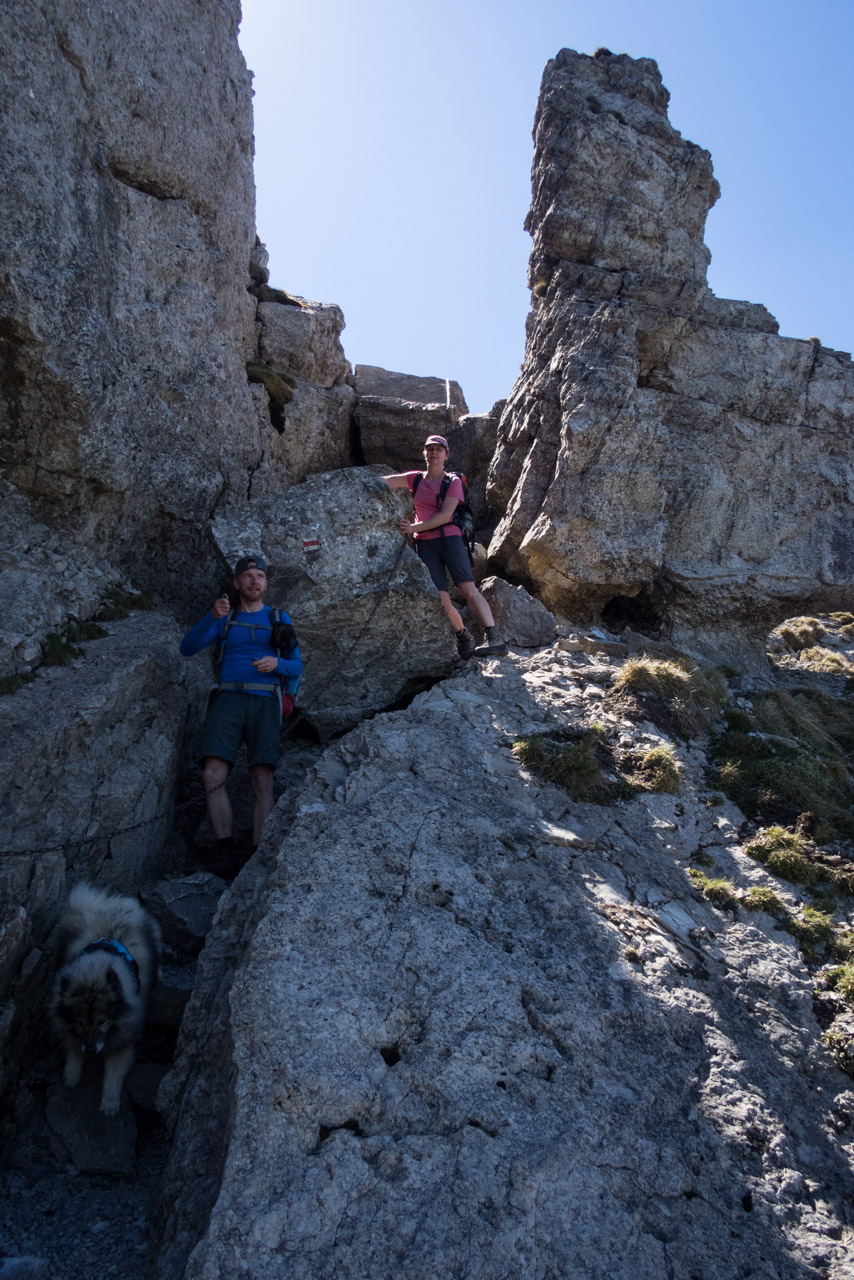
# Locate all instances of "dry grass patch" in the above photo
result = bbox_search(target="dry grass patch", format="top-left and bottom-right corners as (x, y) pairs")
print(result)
(607, 657), (728, 741)
(513, 729), (635, 805)
(798, 646), (854, 676)
(630, 744), (681, 794)
(777, 617), (825, 651)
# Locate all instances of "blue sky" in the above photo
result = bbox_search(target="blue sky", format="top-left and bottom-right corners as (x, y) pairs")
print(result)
(239, 0), (853, 414)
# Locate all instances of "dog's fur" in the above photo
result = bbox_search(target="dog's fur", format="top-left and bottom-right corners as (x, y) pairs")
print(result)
(50, 883), (161, 1115)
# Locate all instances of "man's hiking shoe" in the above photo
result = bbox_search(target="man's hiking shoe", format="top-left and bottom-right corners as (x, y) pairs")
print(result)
(475, 627), (507, 657)
(456, 627), (477, 659)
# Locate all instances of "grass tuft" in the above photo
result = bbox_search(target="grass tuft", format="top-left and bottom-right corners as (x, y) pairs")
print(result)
(687, 869), (739, 911)
(634, 744), (681, 793)
(68, 621), (109, 642)
(743, 826), (821, 887)
(777, 617), (825, 651)
(786, 908), (835, 959)
(743, 886), (789, 919)
(0, 672), (37, 697)
(798, 646), (854, 675)
(609, 657), (728, 740)
(824, 962), (854, 1002)
(513, 731), (635, 805)
(708, 693), (854, 841)
(823, 1029), (854, 1076)
(42, 633), (82, 667)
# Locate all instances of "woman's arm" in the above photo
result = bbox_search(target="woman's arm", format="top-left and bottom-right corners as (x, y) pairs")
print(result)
(401, 491), (459, 535)
(382, 473), (412, 490)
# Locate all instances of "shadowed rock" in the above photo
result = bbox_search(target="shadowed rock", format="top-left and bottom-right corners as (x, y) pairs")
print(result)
(45, 1075), (136, 1173)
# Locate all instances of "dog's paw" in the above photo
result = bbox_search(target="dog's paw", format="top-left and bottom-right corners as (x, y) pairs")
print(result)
(100, 1093), (120, 1116)
(64, 1062), (82, 1088)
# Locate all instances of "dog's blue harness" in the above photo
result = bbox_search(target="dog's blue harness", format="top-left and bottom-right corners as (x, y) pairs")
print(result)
(75, 938), (140, 991)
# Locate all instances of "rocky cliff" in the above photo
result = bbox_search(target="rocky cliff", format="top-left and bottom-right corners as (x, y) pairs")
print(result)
(487, 49), (854, 669)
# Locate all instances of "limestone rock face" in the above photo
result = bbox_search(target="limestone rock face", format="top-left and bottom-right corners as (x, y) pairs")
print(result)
(0, 612), (199, 891)
(0, 0), (261, 612)
(155, 650), (854, 1279)
(206, 468), (457, 737)
(354, 364), (469, 472)
(258, 299), (350, 390)
(488, 49), (854, 664)
(246, 296), (355, 495)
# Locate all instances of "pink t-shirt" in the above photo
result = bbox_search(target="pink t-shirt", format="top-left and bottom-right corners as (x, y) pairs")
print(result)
(406, 471), (464, 540)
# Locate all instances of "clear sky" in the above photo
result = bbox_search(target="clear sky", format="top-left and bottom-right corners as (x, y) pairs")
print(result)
(238, 0), (853, 415)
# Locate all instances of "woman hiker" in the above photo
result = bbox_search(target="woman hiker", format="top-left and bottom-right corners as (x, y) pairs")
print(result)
(383, 434), (506, 659)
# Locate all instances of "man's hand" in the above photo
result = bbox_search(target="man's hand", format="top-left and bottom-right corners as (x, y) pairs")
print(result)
(252, 656), (279, 674)
(211, 594), (230, 619)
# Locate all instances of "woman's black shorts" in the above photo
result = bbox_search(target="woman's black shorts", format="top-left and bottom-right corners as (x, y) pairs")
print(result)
(415, 536), (473, 592)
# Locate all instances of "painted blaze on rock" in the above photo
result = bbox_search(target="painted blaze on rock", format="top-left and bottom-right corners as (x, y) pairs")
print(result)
(488, 48), (854, 660)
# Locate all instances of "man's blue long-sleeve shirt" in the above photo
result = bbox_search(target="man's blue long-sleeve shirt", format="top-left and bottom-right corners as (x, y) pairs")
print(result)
(180, 606), (302, 697)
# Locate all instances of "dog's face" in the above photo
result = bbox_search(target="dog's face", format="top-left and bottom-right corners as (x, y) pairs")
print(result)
(54, 967), (127, 1055)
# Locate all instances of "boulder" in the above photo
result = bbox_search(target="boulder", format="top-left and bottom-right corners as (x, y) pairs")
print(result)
(208, 467), (457, 737)
(0, 612), (202, 890)
(142, 873), (226, 955)
(247, 378), (356, 497)
(257, 298), (350, 390)
(487, 49), (854, 669)
(154, 655), (854, 1280)
(456, 401), (505, 537)
(480, 575), (556, 648)
(354, 364), (469, 472)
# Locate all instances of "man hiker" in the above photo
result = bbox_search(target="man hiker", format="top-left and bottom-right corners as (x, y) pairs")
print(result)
(383, 434), (506, 658)
(180, 554), (301, 875)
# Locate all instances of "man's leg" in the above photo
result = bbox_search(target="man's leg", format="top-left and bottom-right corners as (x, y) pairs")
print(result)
(202, 756), (233, 837)
(249, 764), (275, 846)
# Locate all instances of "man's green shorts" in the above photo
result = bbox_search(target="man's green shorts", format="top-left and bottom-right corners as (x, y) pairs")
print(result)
(199, 690), (280, 767)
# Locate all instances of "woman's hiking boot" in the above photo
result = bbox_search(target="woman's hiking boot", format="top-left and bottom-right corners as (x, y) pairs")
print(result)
(475, 626), (507, 657)
(456, 626), (477, 659)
